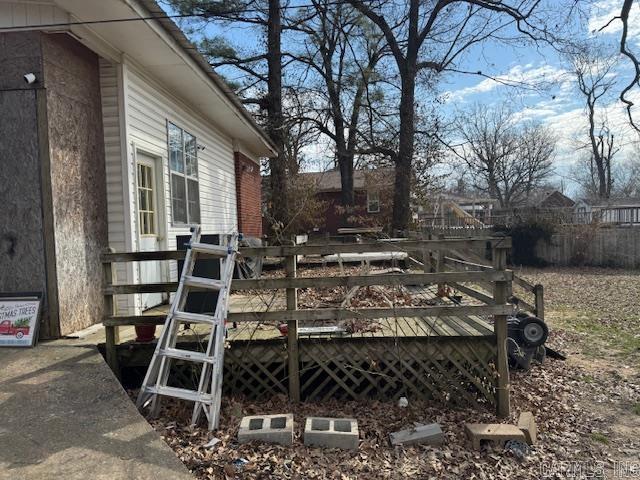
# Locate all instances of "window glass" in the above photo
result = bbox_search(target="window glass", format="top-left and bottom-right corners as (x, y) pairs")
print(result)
(171, 173), (187, 224)
(187, 179), (200, 224)
(167, 122), (200, 224)
(168, 123), (184, 173)
(367, 191), (380, 213)
(137, 163), (156, 235)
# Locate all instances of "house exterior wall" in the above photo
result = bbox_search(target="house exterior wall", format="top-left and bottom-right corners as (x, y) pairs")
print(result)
(0, 31), (107, 337)
(316, 190), (385, 234)
(0, 32), (51, 333)
(234, 152), (262, 237)
(101, 61), (241, 313)
(99, 59), (133, 314)
(42, 33), (107, 335)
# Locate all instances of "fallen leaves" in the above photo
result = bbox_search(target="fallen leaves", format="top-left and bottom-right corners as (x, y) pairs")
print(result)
(134, 266), (640, 479)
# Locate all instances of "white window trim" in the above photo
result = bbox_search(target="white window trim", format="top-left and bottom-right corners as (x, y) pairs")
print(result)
(167, 121), (200, 226)
(367, 191), (380, 213)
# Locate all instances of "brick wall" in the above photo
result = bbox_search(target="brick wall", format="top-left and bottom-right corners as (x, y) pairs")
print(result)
(234, 152), (262, 237)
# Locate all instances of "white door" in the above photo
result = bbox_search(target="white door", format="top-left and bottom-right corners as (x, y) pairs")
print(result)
(136, 154), (164, 310)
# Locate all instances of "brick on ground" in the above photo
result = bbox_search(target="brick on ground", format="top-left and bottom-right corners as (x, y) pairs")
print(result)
(465, 423), (526, 450)
(389, 423), (444, 447)
(304, 417), (359, 450)
(238, 414), (294, 446)
(517, 411), (537, 445)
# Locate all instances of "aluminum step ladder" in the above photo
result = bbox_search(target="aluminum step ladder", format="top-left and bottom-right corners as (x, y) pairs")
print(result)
(136, 226), (239, 430)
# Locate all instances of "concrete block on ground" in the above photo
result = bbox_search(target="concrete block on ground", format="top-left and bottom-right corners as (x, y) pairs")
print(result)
(304, 417), (359, 450)
(465, 423), (526, 450)
(238, 414), (294, 446)
(517, 411), (537, 444)
(389, 423), (444, 446)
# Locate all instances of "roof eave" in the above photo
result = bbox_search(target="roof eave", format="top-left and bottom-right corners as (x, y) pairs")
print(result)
(133, 0), (277, 157)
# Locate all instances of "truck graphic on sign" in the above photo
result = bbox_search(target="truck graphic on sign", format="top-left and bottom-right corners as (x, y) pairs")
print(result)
(0, 318), (31, 339)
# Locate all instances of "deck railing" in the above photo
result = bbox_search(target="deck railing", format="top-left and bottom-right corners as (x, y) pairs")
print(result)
(102, 237), (515, 416)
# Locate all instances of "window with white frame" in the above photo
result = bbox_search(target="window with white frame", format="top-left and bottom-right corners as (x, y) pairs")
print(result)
(168, 122), (200, 224)
(367, 191), (380, 213)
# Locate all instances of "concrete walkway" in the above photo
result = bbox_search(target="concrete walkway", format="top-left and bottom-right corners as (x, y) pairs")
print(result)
(0, 340), (193, 480)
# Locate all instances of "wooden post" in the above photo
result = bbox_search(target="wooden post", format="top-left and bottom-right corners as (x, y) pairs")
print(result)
(422, 247), (430, 273)
(534, 284), (545, 320)
(103, 251), (120, 378)
(285, 252), (300, 402)
(492, 246), (510, 418)
(435, 234), (445, 293)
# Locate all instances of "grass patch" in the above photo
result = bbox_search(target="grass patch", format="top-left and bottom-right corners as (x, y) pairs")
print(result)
(591, 432), (609, 445)
(549, 308), (640, 360)
(632, 403), (640, 416)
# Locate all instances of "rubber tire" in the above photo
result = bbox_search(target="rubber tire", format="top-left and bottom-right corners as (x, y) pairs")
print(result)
(15, 331), (24, 339)
(518, 316), (548, 347)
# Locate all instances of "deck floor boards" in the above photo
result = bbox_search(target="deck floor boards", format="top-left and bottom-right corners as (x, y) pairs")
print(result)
(138, 279), (496, 342)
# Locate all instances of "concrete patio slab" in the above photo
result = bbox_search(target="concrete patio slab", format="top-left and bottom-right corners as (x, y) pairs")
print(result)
(0, 340), (192, 480)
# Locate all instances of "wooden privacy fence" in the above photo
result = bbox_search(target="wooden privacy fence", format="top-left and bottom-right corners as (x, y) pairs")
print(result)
(535, 225), (640, 269)
(102, 237), (515, 417)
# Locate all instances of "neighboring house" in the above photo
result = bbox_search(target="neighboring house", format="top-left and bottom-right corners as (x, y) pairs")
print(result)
(0, 0), (275, 338)
(526, 190), (575, 209)
(298, 169), (393, 234)
(574, 198), (640, 225)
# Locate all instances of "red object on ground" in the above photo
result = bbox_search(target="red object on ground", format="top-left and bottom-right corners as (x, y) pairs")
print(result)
(135, 324), (156, 342)
(0, 320), (30, 339)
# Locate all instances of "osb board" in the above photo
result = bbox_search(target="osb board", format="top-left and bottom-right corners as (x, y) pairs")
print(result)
(43, 33), (108, 336)
(0, 90), (48, 319)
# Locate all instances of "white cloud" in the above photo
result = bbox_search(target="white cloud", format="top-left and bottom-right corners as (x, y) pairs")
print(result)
(444, 63), (569, 103)
(588, 0), (640, 43)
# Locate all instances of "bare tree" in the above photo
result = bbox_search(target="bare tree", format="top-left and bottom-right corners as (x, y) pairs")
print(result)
(291, 1), (388, 207)
(598, 0), (640, 132)
(453, 104), (555, 207)
(572, 145), (640, 199)
(570, 45), (618, 199)
(345, 0), (559, 232)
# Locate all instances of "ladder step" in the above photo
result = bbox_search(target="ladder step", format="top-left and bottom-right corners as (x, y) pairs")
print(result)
(173, 310), (218, 325)
(184, 275), (225, 291)
(190, 242), (230, 257)
(160, 347), (217, 364)
(145, 385), (213, 404)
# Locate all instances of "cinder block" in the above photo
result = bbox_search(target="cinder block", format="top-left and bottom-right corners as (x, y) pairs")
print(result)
(238, 414), (294, 446)
(465, 423), (526, 450)
(304, 417), (359, 450)
(517, 411), (537, 445)
(389, 423), (444, 446)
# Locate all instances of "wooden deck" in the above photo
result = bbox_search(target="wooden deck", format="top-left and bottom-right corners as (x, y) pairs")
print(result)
(138, 282), (495, 342)
(101, 236), (517, 415)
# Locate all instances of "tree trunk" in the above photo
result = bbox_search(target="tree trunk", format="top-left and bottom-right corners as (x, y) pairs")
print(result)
(266, 0), (288, 235)
(338, 152), (354, 206)
(392, 71), (416, 233)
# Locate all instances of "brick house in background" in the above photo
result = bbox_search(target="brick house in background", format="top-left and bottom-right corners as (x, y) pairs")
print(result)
(298, 169), (394, 234)
(0, 0), (275, 338)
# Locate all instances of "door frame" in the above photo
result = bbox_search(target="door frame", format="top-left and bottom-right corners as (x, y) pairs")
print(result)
(133, 146), (169, 304)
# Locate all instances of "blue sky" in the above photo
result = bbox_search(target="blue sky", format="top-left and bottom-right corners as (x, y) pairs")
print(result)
(166, 0), (640, 196)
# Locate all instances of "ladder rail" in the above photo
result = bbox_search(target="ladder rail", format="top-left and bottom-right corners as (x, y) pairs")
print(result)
(136, 225), (201, 410)
(191, 233), (237, 428)
(136, 227), (239, 430)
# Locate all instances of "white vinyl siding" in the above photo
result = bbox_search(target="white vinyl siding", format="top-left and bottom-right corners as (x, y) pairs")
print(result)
(123, 63), (238, 287)
(100, 59), (132, 314)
